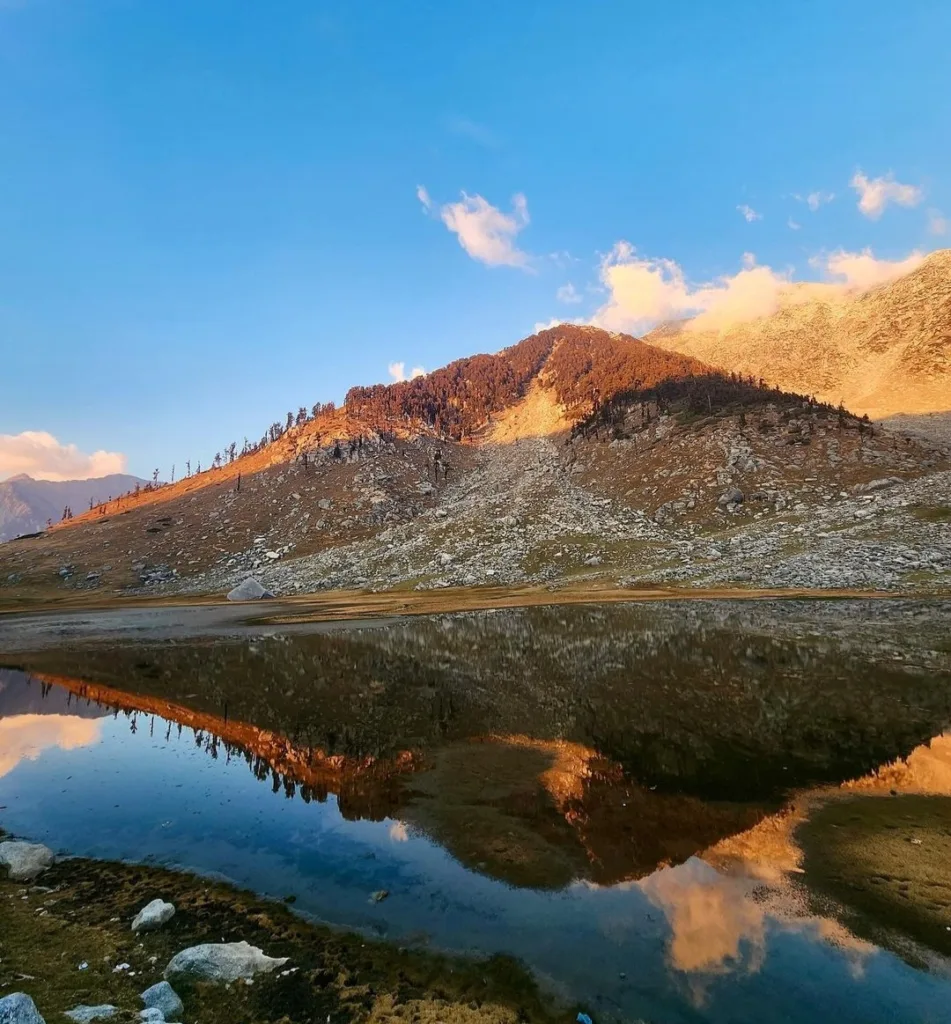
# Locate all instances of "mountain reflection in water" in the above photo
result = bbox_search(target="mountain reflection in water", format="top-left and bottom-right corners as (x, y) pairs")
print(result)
(2, 599), (951, 1024)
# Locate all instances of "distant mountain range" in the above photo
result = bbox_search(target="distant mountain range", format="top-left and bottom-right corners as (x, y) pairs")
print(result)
(646, 248), (951, 419)
(0, 473), (145, 542)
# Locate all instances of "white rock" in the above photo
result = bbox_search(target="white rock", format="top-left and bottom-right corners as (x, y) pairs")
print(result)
(226, 578), (274, 602)
(64, 1007), (117, 1023)
(164, 941), (288, 984)
(138, 1011), (164, 1024)
(0, 841), (55, 881)
(132, 898), (175, 933)
(0, 994), (45, 1024)
(264, 551), (281, 561)
(140, 983), (183, 1022)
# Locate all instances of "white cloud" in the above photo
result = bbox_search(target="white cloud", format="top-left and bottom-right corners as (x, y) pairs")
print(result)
(533, 318), (565, 333)
(592, 242), (926, 335)
(556, 282), (583, 304)
(416, 185), (432, 212)
(850, 170), (923, 219)
(388, 361), (426, 383)
(0, 431), (127, 482)
(737, 204), (762, 223)
(928, 209), (948, 236)
(794, 191), (835, 211)
(430, 190), (530, 268)
(812, 247), (925, 291)
(787, 217), (802, 231)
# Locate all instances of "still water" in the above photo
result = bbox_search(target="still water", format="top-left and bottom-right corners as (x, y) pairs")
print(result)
(2, 599), (951, 1023)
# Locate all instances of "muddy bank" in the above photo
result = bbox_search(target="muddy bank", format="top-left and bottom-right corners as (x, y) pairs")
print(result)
(0, 848), (572, 1024)
(0, 586), (917, 651)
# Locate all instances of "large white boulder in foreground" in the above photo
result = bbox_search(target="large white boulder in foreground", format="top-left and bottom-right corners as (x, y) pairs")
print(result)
(0, 841), (55, 881)
(226, 578), (274, 601)
(131, 898), (176, 933)
(0, 994), (45, 1024)
(164, 941), (288, 983)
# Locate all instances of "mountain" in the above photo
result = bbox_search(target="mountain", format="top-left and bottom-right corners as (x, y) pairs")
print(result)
(1, 320), (948, 600)
(644, 248), (951, 420)
(0, 473), (145, 542)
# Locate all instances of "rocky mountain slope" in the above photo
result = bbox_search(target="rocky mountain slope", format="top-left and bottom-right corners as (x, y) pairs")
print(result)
(646, 249), (951, 419)
(1, 322), (949, 599)
(0, 473), (144, 542)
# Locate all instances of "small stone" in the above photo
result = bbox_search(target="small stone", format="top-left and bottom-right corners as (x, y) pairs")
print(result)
(140, 982), (182, 1022)
(369, 890), (389, 903)
(0, 841), (55, 882)
(132, 899), (176, 933)
(138, 1011), (164, 1024)
(0, 994), (45, 1024)
(64, 1007), (118, 1023)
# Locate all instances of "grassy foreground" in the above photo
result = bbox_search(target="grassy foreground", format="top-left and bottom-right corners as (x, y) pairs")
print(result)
(0, 853), (570, 1024)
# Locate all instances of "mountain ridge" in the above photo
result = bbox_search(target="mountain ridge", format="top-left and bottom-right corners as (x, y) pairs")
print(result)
(1, 255), (949, 598)
(645, 248), (951, 419)
(0, 473), (146, 542)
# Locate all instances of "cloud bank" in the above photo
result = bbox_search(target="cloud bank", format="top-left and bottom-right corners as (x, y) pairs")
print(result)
(591, 242), (925, 334)
(0, 431), (128, 482)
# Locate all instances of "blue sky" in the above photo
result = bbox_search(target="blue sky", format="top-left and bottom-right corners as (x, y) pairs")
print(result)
(1, 0), (948, 480)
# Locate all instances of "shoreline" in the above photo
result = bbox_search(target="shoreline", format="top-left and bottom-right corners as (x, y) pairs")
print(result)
(0, 836), (573, 1024)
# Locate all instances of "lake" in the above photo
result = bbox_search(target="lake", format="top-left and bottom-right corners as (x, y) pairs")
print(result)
(2, 599), (950, 1023)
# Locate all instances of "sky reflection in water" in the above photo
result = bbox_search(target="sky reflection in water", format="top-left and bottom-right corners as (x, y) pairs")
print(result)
(1, 668), (950, 1024)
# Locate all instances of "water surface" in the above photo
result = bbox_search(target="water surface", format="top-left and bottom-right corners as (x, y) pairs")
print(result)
(2, 599), (951, 1023)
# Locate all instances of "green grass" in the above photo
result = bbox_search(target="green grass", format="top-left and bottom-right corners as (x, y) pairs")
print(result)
(910, 504), (951, 523)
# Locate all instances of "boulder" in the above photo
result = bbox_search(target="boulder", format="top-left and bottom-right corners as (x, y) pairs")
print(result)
(226, 578), (274, 602)
(0, 994), (45, 1024)
(717, 487), (744, 507)
(64, 1007), (117, 1023)
(131, 898), (176, 934)
(140, 983), (182, 1023)
(0, 841), (55, 881)
(138, 1012), (164, 1024)
(851, 477), (903, 495)
(164, 941), (288, 984)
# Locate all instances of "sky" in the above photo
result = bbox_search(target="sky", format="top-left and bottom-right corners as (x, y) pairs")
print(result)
(1, 0), (949, 480)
